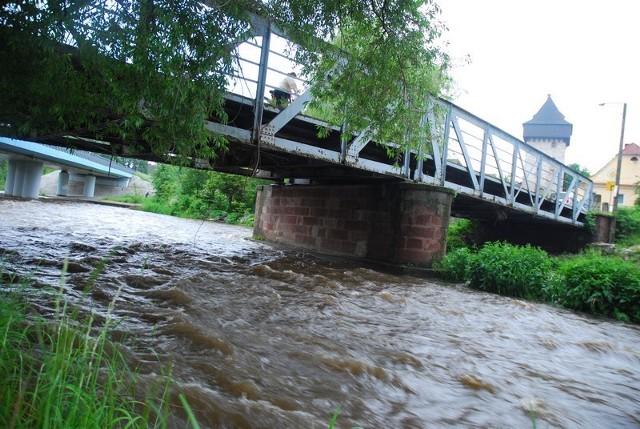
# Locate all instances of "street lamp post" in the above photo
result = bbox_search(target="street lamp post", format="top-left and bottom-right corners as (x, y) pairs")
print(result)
(599, 102), (627, 212)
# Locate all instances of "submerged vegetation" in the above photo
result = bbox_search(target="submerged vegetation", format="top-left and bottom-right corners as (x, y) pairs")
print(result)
(0, 264), (198, 428)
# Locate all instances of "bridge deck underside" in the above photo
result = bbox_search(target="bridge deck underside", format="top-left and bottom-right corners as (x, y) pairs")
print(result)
(212, 97), (397, 183)
(214, 96), (585, 226)
(33, 94), (585, 227)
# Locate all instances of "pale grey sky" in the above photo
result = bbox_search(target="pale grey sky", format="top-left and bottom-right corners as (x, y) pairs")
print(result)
(439, 0), (640, 174)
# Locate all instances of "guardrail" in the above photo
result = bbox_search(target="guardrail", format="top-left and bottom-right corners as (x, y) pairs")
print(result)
(219, 18), (592, 225)
(42, 144), (137, 175)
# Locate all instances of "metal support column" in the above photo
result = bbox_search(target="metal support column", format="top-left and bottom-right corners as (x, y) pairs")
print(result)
(252, 24), (272, 144)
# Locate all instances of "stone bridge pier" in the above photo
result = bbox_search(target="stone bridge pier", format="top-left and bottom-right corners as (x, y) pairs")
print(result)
(253, 183), (455, 267)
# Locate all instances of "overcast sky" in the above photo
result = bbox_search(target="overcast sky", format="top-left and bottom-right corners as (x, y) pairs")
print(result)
(438, 0), (640, 174)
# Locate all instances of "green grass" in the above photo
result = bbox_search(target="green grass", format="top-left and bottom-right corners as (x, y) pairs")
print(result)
(0, 262), (199, 428)
(135, 171), (152, 182)
(326, 405), (364, 429)
(109, 195), (256, 226)
(103, 195), (146, 204)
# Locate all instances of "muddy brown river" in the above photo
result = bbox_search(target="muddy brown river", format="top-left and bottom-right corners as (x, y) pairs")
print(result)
(1, 197), (638, 428)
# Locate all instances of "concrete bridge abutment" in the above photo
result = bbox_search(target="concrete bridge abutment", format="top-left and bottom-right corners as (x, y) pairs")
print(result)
(254, 183), (455, 267)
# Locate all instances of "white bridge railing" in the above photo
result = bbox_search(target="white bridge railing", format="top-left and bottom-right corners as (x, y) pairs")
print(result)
(210, 17), (592, 226)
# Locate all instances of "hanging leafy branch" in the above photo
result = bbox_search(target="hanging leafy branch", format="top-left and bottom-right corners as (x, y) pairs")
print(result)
(267, 0), (451, 157)
(0, 0), (450, 163)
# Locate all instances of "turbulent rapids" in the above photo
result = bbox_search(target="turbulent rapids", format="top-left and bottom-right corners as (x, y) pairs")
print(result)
(1, 198), (638, 428)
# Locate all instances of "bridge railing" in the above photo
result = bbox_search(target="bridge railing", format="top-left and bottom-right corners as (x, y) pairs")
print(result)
(227, 26), (308, 108)
(219, 19), (592, 226)
(41, 144), (137, 175)
(427, 100), (593, 223)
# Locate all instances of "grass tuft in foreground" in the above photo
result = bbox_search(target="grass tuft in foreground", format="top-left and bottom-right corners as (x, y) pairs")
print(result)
(0, 263), (197, 428)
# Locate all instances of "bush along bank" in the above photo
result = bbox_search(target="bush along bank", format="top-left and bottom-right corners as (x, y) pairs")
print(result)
(437, 242), (640, 323)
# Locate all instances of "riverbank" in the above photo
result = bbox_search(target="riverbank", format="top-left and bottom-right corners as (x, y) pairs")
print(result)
(438, 242), (640, 324)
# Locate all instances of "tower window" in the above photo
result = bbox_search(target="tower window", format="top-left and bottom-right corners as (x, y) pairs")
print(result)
(632, 156), (638, 162)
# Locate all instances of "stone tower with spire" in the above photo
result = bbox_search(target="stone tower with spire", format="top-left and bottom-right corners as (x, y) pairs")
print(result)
(523, 95), (573, 163)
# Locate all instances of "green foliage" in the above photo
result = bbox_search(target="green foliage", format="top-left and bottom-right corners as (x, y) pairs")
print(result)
(42, 167), (57, 175)
(614, 206), (640, 246)
(634, 182), (640, 206)
(147, 163), (264, 224)
(0, 1), (242, 162)
(0, 159), (6, 188)
(0, 1), (450, 163)
(0, 264), (191, 428)
(566, 163), (590, 178)
(436, 247), (475, 282)
(439, 240), (640, 323)
(141, 198), (175, 216)
(297, 2), (450, 156)
(555, 252), (640, 322)
(468, 242), (556, 301)
(327, 405), (363, 429)
(583, 211), (598, 235)
(446, 218), (475, 251)
(151, 163), (180, 202)
(104, 194), (146, 204)
(98, 155), (150, 174)
(564, 163), (590, 190)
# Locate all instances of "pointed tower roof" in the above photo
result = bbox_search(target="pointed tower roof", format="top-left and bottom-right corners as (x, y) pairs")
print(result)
(523, 95), (573, 145)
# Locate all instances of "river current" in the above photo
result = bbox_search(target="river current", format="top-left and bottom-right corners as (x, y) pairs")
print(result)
(1, 197), (639, 428)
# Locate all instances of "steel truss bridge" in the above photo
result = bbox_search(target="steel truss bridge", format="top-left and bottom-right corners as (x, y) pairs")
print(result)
(29, 14), (592, 227)
(206, 18), (592, 227)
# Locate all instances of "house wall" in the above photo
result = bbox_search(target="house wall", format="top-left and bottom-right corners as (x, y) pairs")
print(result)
(591, 153), (640, 211)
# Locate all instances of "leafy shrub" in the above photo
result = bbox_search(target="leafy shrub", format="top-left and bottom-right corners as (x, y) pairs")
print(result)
(583, 211), (598, 235)
(141, 198), (173, 215)
(468, 242), (555, 301)
(555, 253), (640, 322)
(615, 207), (640, 246)
(437, 247), (475, 282)
(236, 213), (255, 226)
(146, 163), (266, 226)
(447, 218), (476, 251)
